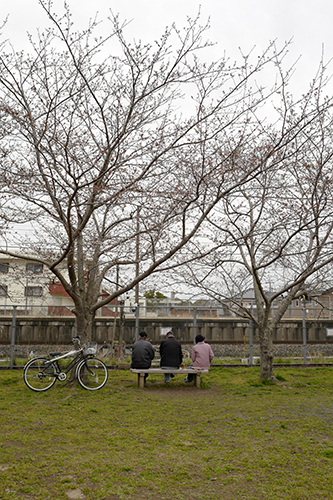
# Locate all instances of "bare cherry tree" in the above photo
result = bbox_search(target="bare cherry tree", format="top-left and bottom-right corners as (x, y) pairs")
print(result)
(0, 2), (322, 341)
(175, 93), (333, 380)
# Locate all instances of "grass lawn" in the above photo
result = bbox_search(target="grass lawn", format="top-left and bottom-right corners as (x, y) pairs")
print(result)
(1, 366), (333, 499)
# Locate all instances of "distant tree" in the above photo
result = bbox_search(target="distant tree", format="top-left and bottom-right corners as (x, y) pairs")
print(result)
(0, 2), (329, 344)
(143, 290), (167, 300)
(143, 291), (157, 300)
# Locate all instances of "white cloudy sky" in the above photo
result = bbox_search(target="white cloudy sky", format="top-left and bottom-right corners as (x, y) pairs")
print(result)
(0, 0), (332, 98)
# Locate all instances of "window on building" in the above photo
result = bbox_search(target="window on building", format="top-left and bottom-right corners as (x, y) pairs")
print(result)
(25, 286), (43, 297)
(0, 285), (8, 296)
(26, 263), (43, 274)
(0, 263), (9, 274)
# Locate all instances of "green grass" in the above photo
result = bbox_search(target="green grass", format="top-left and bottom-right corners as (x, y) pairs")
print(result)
(1, 367), (333, 499)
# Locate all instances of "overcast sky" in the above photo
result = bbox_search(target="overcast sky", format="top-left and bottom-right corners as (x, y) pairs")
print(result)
(1, 0), (332, 98)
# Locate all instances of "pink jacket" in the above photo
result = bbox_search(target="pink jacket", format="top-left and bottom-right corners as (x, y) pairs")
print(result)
(192, 341), (214, 369)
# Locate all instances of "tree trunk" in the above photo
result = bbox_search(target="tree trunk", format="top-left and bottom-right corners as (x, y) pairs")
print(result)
(259, 327), (275, 381)
(67, 309), (95, 384)
(74, 304), (95, 342)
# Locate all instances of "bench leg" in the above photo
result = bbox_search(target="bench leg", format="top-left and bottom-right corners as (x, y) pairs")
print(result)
(138, 373), (145, 389)
(195, 374), (201, 388)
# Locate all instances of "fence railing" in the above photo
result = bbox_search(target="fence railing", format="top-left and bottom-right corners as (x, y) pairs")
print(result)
(2, 303), (333, 369)
(0, 302), (331, 319)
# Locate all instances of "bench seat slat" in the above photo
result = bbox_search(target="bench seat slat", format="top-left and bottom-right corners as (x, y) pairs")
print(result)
(130, 368), (208, 388)
(130, 368), (208, 374)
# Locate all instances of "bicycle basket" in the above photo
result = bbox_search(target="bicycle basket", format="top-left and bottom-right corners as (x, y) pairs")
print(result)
(83, 342), (98, 355)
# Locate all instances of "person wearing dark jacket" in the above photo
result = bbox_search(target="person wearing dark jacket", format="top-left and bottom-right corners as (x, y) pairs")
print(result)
(131, 332), (155, 382)
(159, 331), (183, 383)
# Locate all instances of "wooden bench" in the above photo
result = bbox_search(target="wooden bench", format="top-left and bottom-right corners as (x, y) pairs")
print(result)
(130, 368), (208, 388)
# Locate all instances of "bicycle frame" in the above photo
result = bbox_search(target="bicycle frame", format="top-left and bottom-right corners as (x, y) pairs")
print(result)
(45, 348), (87, 377)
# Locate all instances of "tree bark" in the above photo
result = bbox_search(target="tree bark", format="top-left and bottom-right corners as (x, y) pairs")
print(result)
(259, 327), (275, 381)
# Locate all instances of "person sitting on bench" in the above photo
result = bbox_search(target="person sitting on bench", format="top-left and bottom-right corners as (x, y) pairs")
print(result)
(131, 331), (155, 382)
(159, 331), (183, 383)
(185, 334), (214, 383)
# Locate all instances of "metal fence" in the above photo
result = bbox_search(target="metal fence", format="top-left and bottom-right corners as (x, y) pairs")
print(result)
(0, 302), (330, 319)
(2, 303), (333, 369)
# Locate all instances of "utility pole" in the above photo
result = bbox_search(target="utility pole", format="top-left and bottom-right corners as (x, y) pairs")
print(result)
(301, 294), (308, 364)
(111, 263), (119, 353)
(302, 304), (307, 364)
(10, 306), (17, 369)
(134, 207), (140, 341)
(135, 304), (140, 342)
(135, 207), (140, 305)
(193, 307), (197, 345)
(249, 317), (254, 366)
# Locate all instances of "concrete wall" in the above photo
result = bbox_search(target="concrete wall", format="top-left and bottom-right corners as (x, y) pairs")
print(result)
(1, 315), (333, 344)
(3, 342), (333, 361)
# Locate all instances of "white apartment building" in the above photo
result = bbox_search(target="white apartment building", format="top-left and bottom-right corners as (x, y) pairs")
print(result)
(0, 256), (73, 315)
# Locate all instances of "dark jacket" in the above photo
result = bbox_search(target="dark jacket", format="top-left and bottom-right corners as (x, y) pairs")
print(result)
(159, 337), (183, 368)
(131, 338), (155, 369)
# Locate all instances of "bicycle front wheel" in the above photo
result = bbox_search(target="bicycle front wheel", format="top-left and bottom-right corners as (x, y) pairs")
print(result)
(23, 357), (57, 392)
(76, 358), (108, 390)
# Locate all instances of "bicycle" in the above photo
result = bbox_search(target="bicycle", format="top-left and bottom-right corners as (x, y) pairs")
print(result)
(23, 336), (108, 392)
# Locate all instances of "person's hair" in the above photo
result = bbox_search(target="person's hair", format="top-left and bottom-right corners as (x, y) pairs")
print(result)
(195, 334), (205, 343)
(139, 331), (147, 338)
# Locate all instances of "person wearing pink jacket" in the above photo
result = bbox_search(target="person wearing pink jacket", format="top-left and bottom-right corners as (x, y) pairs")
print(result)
(185, 334), (214, 383)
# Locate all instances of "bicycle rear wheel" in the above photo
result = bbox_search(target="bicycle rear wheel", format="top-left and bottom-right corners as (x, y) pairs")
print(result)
(23, 357), (57, 392)
(76, 358), (108, 390)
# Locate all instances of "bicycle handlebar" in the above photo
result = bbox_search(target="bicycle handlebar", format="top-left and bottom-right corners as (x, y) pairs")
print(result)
(69, 336), (81, 345)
